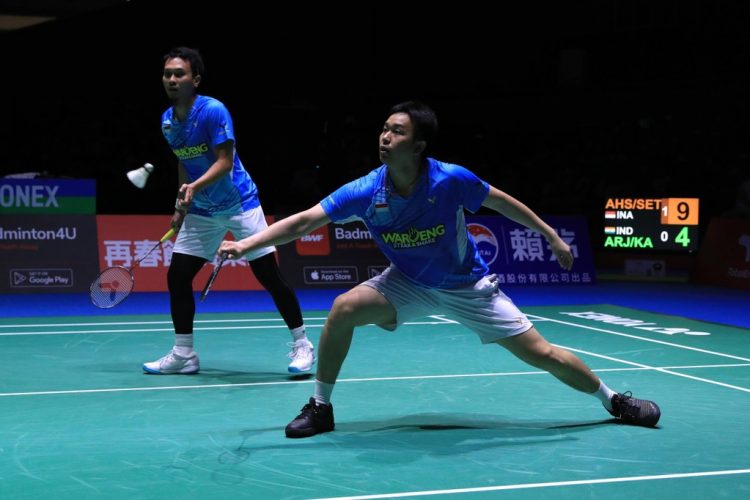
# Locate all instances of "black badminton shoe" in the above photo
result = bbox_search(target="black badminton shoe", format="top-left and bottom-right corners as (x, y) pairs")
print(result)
(607, 392), (661, 427)
(285, 397), (335, 438)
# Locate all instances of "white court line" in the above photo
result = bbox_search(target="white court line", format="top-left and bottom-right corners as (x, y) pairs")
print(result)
(559, 344), (750, 394)
(1, 362), (747, 398)
(0, 317), (329, 328)
(310, 468), (750, 500)
(533, 314), (750, 363)
(0, 315), (457, 336)
(0, 325), (327, 336)
(1, 313), (747, 395)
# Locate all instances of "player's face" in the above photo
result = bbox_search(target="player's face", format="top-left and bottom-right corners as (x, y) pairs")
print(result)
(162, 57), (199, 103)
(379, 112), (418, 164)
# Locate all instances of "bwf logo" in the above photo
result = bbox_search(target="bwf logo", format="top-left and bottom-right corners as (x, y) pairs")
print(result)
(296, 226), (330, 256)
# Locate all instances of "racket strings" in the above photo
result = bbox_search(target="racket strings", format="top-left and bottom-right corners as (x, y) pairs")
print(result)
(90, 266), (134, 308)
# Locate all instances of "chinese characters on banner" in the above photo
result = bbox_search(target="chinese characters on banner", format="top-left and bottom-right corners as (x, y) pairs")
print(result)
(468, 215), (595, 286)
(95, 215), (273, 292)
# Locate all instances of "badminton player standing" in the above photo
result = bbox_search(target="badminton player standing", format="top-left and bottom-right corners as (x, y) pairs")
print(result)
(143, 46), (314, 375)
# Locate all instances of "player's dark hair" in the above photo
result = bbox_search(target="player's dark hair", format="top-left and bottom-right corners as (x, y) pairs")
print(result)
(388, 101), (438, 150)
(164, 46), (205, 79)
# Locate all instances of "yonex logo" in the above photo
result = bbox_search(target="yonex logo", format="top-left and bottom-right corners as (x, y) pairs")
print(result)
(0, 184), (59, 208)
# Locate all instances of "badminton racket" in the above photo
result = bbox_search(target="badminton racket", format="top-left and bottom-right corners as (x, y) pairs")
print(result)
(89, 228), (176, 308)
(200, 252), (227, 302)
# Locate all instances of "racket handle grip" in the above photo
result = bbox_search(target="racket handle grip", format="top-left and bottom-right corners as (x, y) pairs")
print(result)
(160, 228), (176, 242)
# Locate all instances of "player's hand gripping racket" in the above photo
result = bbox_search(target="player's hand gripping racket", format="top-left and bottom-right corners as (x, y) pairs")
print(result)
(200, 252), (227, 302)
(89, 228), (176, 308)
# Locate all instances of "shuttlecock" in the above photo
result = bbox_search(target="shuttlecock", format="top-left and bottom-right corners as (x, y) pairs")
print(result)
(126, 163), (154, 189)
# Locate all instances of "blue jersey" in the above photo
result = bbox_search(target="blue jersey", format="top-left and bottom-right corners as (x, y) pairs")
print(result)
(161, 95), (260, 217)
(321, 158), (490, 289)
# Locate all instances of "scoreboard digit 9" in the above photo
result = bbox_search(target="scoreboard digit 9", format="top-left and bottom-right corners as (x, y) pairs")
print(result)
(603, 198), (699, 252)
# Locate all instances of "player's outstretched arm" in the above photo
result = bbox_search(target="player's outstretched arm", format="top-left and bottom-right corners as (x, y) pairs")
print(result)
(482, 185), (574, 270)
(219, 204), (331, 259)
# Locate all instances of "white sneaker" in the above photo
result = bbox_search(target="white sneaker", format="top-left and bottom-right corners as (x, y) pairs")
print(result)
(143, 349), (200, 374)
(287, 339), (315, 373)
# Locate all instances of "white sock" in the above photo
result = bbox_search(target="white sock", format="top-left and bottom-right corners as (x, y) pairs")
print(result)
(174, 333), (194, 356)
(594, 381), (616, 410)
(313, 379), (334, 406)
(290, 325), (307, 342)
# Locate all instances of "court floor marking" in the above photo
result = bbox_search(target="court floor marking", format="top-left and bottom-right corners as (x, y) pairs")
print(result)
(529, 314), (750, 363)
(0, 315), (458, 330)
(310, 468), (750, 500)
(1, 362), (748, 398)
(0, 317), (331, 328)
(0, 326), (307, 336)
(561, 345), (750, 394)
(1, 314), (747, 370)
(0, 316), (457, 336)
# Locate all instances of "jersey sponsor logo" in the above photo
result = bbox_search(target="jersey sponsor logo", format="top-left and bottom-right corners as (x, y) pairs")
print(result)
(296, 226), (331, 255)
(467, 223), (499, 265)
(380, 224), (445, 249)
(172, 143), (210, 161)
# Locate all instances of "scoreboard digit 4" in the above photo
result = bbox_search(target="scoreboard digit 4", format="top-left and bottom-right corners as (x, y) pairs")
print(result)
(603, 197), (699, 252)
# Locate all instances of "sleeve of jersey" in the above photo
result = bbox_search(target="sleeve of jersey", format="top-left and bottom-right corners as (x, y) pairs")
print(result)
(453, 165), (490, 212)
(320, 178), (369, 222)
(205, 102), (236, 148)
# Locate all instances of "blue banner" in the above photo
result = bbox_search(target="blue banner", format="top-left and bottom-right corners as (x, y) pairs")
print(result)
(466, 215), (596, 285)
(278, 214), (595, 288)
(0, 178), (96, 214)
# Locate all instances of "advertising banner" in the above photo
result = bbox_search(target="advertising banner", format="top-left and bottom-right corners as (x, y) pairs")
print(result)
(277, 214), (595, 289)
(0, 178), (96, 214)
(95, 215), (272, 292)
(692, 217), (750, 290)
(1, 213), (594, 294)
(276, 218), (389, 288)
(467, 215), (596, 285)
(0, 215), (99, 293)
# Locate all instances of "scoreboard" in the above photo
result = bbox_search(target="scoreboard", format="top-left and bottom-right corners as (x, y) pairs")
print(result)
(603, 198), (699, 252)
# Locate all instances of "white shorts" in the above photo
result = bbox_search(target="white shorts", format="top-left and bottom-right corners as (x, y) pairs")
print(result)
(362, 266), (533, 344)
(173, 206), (276, 262)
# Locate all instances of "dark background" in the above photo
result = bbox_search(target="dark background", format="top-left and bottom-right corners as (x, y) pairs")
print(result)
(2, 0), (749, 243)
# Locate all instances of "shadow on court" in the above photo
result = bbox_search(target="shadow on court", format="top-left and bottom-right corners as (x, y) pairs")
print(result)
(137, 368), (313, 383)
(227, 413), (618, 461)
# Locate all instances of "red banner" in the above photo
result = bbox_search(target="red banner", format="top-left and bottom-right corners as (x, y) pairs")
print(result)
(692, 217), (750, 290)
(95, 215), (271, 292)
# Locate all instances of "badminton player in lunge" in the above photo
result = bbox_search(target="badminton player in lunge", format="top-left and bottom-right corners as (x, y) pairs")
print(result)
(219, 101), (661, 438)
(143, 47), (314, 375)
